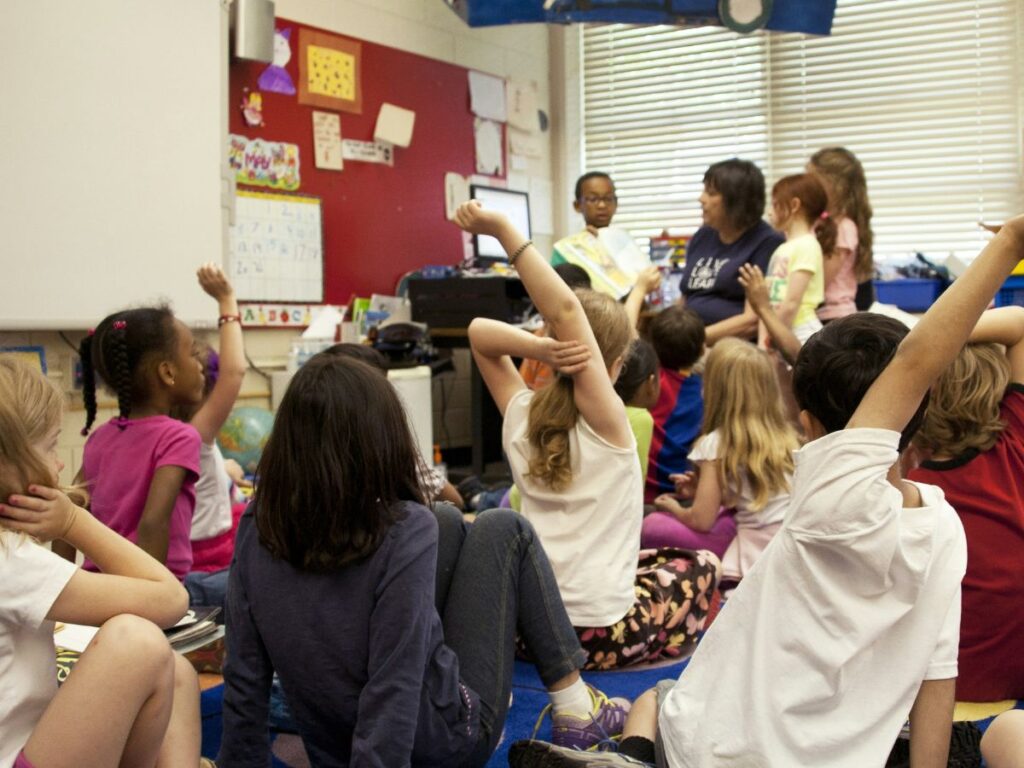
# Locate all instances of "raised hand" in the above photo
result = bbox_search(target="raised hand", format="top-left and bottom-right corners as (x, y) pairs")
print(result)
(453, 200), (511, 239)
(0, 485), (80, 543)
(636, 265), (663, 294)
(738, 263), (770, 314)
(197, 262), (235, 302)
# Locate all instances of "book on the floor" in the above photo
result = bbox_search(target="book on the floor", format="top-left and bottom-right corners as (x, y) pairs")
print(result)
(166, 618), (221, 649)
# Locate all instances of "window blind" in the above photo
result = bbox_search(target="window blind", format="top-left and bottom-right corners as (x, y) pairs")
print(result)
(582, 0), (1024, 262)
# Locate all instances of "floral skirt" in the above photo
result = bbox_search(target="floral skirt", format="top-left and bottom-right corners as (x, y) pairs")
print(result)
(575, 547), (720, 670)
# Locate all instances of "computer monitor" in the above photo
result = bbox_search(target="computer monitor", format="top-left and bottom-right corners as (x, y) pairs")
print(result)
(469, 184), (531, 265)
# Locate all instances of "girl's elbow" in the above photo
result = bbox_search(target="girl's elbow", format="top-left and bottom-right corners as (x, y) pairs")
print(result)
(154, 581), (189, 628)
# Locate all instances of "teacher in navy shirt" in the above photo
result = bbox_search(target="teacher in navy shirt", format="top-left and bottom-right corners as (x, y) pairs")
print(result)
(678, 159), (784, 342)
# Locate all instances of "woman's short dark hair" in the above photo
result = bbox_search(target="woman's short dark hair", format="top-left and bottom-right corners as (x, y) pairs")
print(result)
(254, 355), (425, 572)
(614, 338), (658, 403)
(703, 159), (767, 233)
(792, 313), (928, 451)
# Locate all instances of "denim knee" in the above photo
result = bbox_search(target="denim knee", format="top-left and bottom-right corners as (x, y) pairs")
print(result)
(433, 501), (465, 530)
(468, 508), (534, 545)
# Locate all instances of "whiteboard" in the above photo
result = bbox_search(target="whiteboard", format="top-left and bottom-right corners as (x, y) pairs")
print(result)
(229, 191), (325, 302)
(0, 0), (226, 329)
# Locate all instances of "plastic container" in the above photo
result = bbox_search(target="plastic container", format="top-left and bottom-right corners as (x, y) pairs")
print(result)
(873, 278), (942, 312)
(995, 275), (1024, 307)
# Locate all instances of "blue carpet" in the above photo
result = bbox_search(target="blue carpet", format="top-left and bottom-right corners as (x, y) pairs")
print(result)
(199, 659), (690, 767)
(484, 658), (691, 768)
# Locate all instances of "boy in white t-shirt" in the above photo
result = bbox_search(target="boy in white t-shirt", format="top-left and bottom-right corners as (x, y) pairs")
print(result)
(510, 217), (1024, 768)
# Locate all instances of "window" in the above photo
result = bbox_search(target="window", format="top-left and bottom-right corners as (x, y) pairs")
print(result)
(582, 0), (1024, 262)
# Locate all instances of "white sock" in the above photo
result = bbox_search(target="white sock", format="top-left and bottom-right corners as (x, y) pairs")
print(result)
(549, 677), (592, 717)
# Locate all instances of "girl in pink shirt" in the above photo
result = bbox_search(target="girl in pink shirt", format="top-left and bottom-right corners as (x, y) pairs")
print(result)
(61, 271), (214, 605)
(808, 147), (875, 320)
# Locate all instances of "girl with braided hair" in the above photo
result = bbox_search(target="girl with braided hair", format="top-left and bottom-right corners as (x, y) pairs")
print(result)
(58, 274), (207, 599)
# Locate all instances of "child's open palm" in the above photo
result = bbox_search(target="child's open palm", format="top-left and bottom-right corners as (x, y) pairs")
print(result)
(197, 262), (234, 302)
(0, 485), (79, 543)
(738, 264), (770, 313)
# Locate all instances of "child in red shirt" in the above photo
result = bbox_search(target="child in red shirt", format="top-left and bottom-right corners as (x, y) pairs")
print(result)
(909, 306), (1024, 702)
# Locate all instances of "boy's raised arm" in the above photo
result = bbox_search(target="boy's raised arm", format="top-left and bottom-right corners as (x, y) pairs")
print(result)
(849, 217), (1024, 434)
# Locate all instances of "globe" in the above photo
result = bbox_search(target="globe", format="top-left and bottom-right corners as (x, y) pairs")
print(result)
(218, 406), (274, 474)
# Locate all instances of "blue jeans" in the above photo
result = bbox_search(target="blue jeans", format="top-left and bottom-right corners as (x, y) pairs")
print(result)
(432, 503), (586, 768)
(184, 567), (229, 613)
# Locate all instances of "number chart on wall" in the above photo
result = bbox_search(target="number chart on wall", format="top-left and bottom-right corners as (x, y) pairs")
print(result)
(229, 190), (324, 302)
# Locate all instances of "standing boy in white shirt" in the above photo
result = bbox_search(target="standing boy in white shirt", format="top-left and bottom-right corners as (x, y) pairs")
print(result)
(510, 216), (1024, 768)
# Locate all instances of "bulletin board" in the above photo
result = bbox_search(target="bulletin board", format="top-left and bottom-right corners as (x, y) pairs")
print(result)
(228, 191), (324, 302)
(230, 18), (485, 304)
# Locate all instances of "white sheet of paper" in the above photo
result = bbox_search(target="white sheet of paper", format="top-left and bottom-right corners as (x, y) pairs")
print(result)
(469, 70), (507, 122)
(341, 139), (394, 166)
(302, 305), (343, 339)
(445, 172), (469, 219)
(506, 79), (538, 131)
(508, 126), (542, 158)
(54, 623), (99, 653)
(529, 177), (554, 235)
(312, 111), (343, 171)
(509, 153), (528, 171)
(474, 118), (504, 176)
(374, 103), (416, 148)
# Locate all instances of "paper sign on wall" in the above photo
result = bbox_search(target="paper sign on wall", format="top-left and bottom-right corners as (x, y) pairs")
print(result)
(469, 70), (507, 122)
(474, 118), (504, 176)
(341, 139), (393, 166)
(228, 134), (301, 191)
(374, 103), (416, 148)
(312, 111), (343, 171)
(240, 303), (317, 327)
(506, 79), (539, 131)
(508, 126), (542, 158)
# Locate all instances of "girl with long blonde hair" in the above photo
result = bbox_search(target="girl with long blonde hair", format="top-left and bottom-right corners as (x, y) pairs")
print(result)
(653, 338), (798, 583)
(457, 201), (720, 686)
(0, 356), (202, 767)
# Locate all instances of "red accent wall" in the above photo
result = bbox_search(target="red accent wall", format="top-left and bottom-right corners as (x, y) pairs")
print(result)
(229, 19), (481, 303)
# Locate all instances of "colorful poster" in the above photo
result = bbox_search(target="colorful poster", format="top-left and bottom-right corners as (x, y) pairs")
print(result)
(258, 28), (297, 95)
(298, 29), (363, 114)
(228, 134), (301, 190)
(239, 303), (316, 327)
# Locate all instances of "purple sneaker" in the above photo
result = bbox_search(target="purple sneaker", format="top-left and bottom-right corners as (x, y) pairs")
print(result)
(536, 684), (631, 752)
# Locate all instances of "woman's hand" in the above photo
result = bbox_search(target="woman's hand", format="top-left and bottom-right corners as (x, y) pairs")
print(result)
(197, 262), (234, 302)
(0, 485), (80, 543)
(537, 337), (591, 376)
(453, 200), (511, 238)
(738, 263), (770, 314)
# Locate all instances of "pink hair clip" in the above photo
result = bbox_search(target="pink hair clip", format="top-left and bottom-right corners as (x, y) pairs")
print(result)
(819, 211), (830, 220)
(87, 328), (95, 336)
(112, 320), (127, 330)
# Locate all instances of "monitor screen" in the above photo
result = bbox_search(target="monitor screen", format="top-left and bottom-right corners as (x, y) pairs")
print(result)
(469, 184), (531, 263)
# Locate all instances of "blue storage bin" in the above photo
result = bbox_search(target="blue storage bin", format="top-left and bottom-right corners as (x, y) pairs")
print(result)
(995, 276), (1024, 307)
(873, 278), (942, 312)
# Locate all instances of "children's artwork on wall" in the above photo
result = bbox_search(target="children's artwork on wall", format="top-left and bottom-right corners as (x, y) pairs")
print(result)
(258, 28), (297, 95)
(0, 346), (46, 373)
(229, 134), (301, 190)
(468, 70), (507, 122)
(240, 88), (265, 127)
(312, 111), (343, 170)
(298, 29), (363, 114)
(474, 117), (504, 176)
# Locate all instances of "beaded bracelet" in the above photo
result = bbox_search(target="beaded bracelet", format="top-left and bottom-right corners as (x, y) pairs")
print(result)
(508, 239), (533, 267)
(218, 314), (241, 327)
